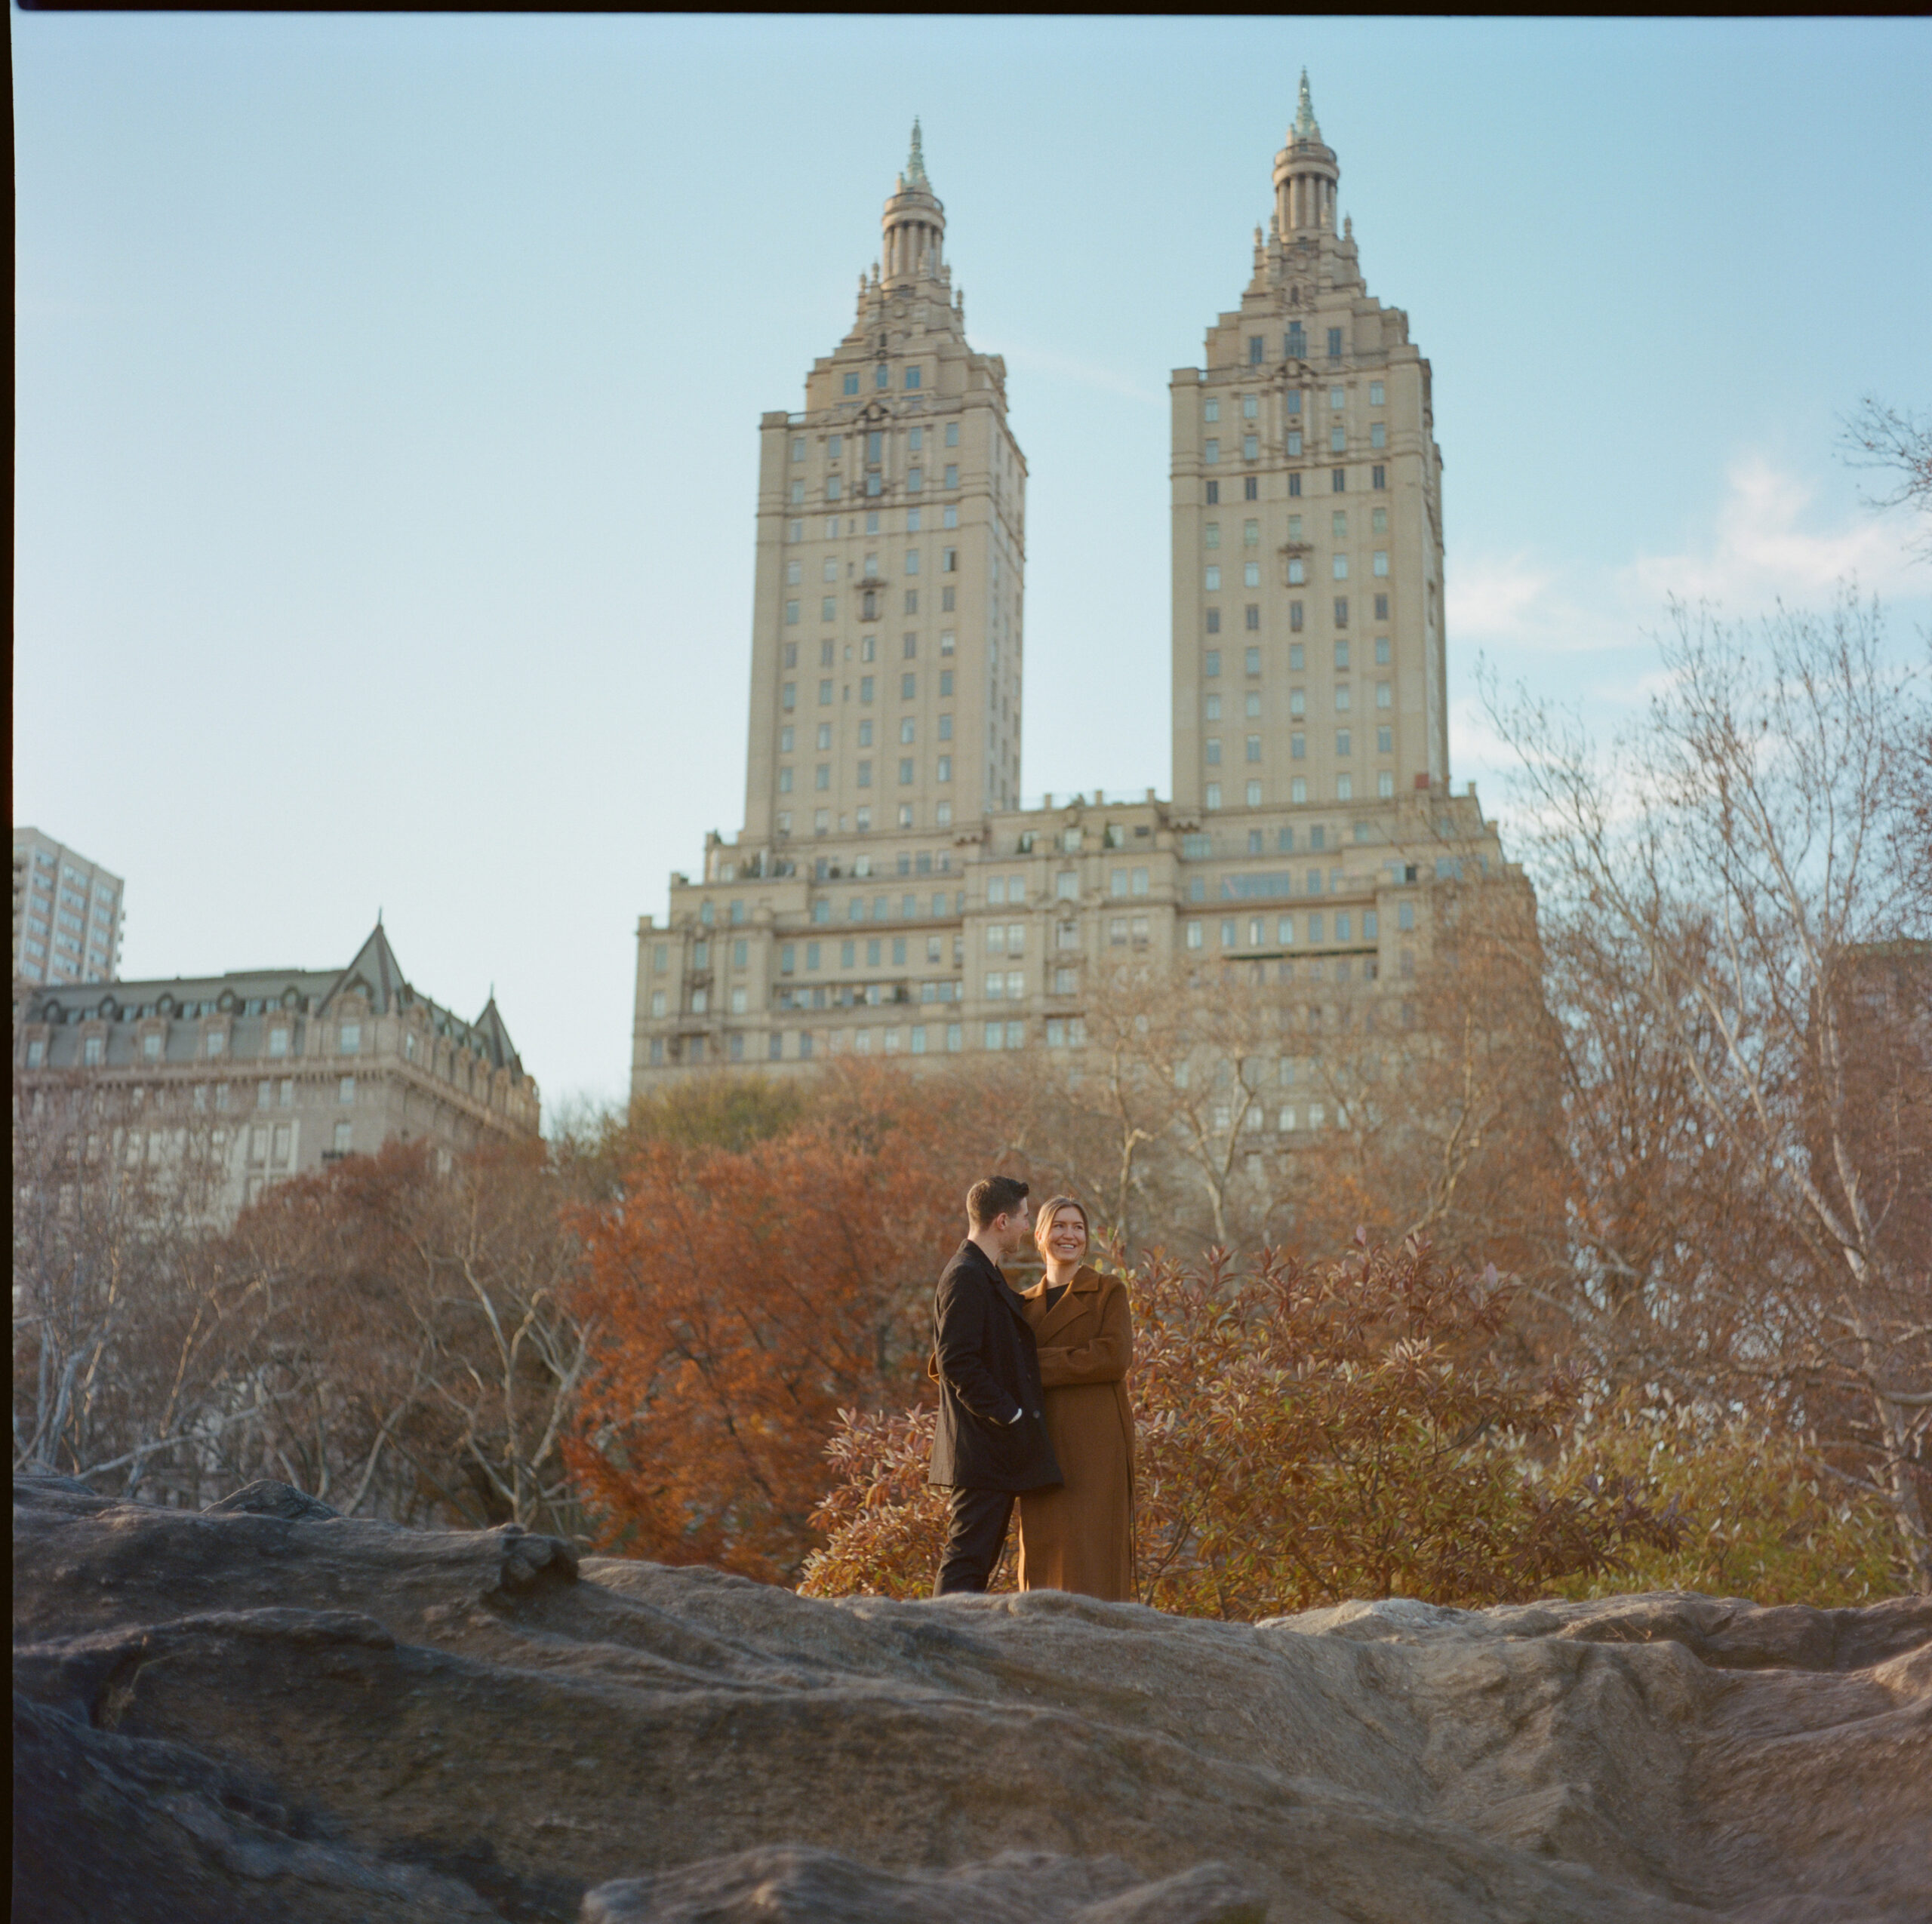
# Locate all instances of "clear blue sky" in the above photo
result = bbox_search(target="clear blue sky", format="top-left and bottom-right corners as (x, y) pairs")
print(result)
(15, 15), (1931, 1111)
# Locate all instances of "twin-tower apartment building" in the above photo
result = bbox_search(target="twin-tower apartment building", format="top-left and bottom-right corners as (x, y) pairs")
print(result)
(632, 81), (1515, 1091)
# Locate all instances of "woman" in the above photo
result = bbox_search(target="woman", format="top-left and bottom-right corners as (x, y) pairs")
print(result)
(1017, 1197), (1137, 1600)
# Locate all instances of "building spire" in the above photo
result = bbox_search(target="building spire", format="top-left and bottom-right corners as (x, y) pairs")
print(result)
(881, 121), (944, 288)
(1294, 69), (1320, 142)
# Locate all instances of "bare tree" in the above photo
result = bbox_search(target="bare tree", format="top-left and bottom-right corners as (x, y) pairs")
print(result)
(1487, 593), (1932, 1587)
(1840, 397), (1932, 559)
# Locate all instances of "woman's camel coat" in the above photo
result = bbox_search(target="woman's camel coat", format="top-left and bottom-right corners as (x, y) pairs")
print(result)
(1016, 1265), (1137, 1600)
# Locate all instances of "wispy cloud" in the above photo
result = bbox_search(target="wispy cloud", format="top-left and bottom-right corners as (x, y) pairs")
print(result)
(1622, 454), (1920, 608)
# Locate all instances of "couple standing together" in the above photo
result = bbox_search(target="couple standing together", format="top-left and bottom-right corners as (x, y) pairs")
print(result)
(928, 1176), (1137, 1598)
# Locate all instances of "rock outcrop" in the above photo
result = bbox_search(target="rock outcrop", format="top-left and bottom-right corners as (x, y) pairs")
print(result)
(12, 1474), (1930, 1923)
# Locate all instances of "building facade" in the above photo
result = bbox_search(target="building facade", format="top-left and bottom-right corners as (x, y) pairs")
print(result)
(13, 828), (125, 987)
(633, 85), (1521, 1095)
(13, 922), (540, 1222)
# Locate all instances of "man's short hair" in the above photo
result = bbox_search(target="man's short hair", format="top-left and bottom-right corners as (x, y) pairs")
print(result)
(966, 1176), (1030, 1228)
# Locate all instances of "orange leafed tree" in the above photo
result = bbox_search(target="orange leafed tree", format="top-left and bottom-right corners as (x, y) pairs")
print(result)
(565, 1065), (1017, 1581)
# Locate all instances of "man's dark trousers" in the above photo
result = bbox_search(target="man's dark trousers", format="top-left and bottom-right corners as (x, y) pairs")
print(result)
(935, 1488), (1016, 1594)
(928, 1238), (1062, 1595)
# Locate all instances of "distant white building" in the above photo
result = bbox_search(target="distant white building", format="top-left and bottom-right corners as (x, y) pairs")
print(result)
(12, 828), (125, 986)
(12, 921), (540, 1221)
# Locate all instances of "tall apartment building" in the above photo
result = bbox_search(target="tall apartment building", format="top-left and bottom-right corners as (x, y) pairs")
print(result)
(1172, 73), (1447, 814)
(632, 88), (1520, 1093)
(13, 828), (125, 986)
(746, 121), (1029, 845)
(13, 921), (540, 1222)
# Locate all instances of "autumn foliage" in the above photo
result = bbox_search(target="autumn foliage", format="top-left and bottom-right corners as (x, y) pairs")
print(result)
(804, 1236), (1683, 1615)
(564, 1065), (1016, 1581)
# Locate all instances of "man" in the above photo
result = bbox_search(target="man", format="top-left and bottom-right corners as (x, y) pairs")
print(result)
(928, 1175), (1063, 1594)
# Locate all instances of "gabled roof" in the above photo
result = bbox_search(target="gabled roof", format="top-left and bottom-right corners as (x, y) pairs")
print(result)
(318, 921), (407, 1016)
(472, 994), (523, 1075)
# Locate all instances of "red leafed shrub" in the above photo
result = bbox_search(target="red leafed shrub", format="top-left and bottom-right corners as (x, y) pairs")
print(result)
(802, 1234), (1680, 1615)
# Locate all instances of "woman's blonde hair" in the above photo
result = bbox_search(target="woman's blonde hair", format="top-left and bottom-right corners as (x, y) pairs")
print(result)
(1032, 1194), (1091, 1254)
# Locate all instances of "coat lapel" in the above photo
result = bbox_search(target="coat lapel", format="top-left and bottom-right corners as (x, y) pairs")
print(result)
(1024, 1265), (1101, 1345)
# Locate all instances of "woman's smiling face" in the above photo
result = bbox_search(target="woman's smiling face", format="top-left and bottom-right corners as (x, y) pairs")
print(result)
(1044, 1205), (1088, 1263)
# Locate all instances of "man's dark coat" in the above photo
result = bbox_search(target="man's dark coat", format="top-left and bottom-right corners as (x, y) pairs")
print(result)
(928, 1239), (1063, 1492)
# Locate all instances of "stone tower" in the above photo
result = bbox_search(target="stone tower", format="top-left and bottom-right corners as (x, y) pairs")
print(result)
(1170, 73), (1448, 818)
(740, 124), (1029, 856)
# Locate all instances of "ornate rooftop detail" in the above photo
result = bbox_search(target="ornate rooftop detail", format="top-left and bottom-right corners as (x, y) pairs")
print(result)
(901, 118), (931, 192)
(1294, 69), (1321, 143)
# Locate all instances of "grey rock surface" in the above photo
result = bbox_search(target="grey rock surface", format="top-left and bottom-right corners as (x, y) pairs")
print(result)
(12, 1473), (1930, 1924)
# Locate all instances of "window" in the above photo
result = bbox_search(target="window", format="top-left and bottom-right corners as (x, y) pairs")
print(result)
(1290, 601), (1304, 631)
(1244, 519), (1260, 547)
(1247, 335), (1263, 364)
(1243, 395), (1259, 420)
(1373, 551), (1389, 578)
(1333, 555), (1349, 581)
(937, 755), (952, 781)
(1379, 770), (1395, 798)
(339, 1076), (356, 1105)
(904, 549), (919, 576)
(1331, 424), (1347, 453)
(1204, 398), (1220, 423)
(1287, 323), (1306, 359)
(944, 469), (958, 491)
(1370, 423), (1386, 449)
(1186, 921), (1204, 950)
(1288, 473), (1301, 498)
(1371, 465), (1386, 490)
(856, 761), (872, 788)
(1398, 902), (1416, 932)
(1291, 732), (1306, 759)
(1204, 565), (1221, 592)
(142, 1031), (162, 1061)
(1244, 605), (1260, 632)
(782, 681), (797, 710)
(1245, 645), (1261, 673)
(1204, 693), (1222, 721)
(1206, 609), (1220, 633)
(875, 366), (889, 390)
(901, 675), (916, 702)
(1374, 593), (1390, 620)
(946, 423), (958, 447)
(338, 1022), (361, 1054)
(1376, 681), (1393, 710)
(1205, 650), (1221, 677)
(843, 372), (860, 396)
(1205, 480), (1220, 504)
(906, 366), (921, 389)
(1377, 725), (1393, 753)
(1246, 734), (1262, 763)
(942, 548), (957, 572)
(1243, 435), (1259, 460)
(1287, 430), (1303, 456)
(1332, 469), (1346, 493)
(1327, 327), (1343, 359)
(899, 758), (914, 784)
(1370, 381), (1385, 405)
(1337, 729), (1352, 755)
(1244, 476), (1258, 500)
(1206, 737), (1222, 765)
(1291, 776), (1308, 804)
(1205, 782), (1222, 809)
(1375, 635), (1391, 665)
(1334, 597), (1349, 627)
(1204, 438), (1220, 464)
(1244, 562), (1260, 588)
(1204, 522), (1220, 549)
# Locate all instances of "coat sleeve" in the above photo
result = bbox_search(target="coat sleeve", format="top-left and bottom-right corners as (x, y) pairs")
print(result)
(1036, 1279), (1133, 1388)
(934, 1271), (1023, 1424)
